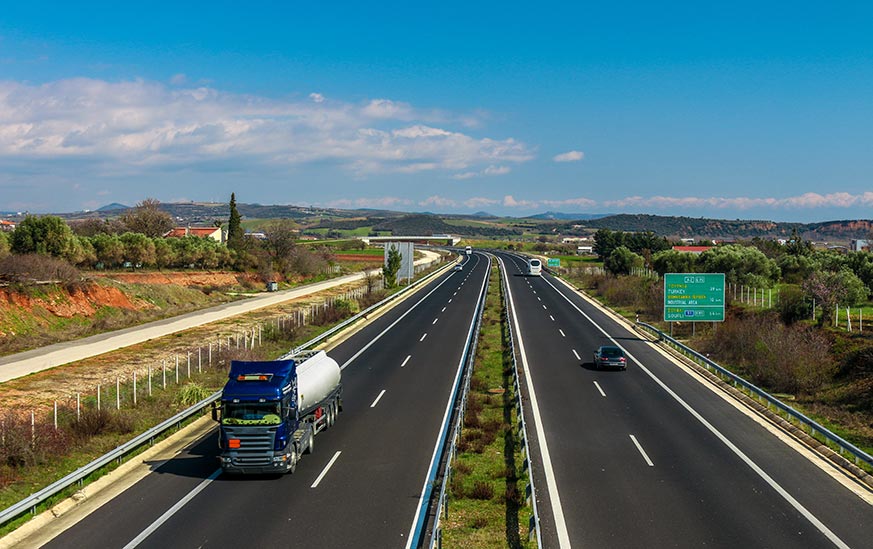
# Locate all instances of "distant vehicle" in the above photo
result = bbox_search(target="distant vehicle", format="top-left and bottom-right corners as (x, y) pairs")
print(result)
(453, 264), (463, 271)
(593, 345), (627, 370)
(465, 245), (472, 255)
(526, 258), (542, 276)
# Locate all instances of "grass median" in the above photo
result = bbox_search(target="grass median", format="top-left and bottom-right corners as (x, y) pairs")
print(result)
(442, 262), (535, 548)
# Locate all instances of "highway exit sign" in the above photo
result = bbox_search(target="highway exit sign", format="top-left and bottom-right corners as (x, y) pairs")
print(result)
(663, 273), (725, 322)
(547, 258), (561, 267)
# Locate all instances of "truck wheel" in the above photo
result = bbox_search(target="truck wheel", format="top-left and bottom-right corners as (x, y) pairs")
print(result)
(306, 430), (315, 454)
(287, 446), (298, 474)
(328, 402), (336, 427)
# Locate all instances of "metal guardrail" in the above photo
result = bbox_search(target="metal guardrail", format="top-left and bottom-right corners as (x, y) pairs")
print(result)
(0, 253), (455, 529)
(426, 254), (491, 549)
(0, 391), (222, 527)
(636, 321), (873, 471)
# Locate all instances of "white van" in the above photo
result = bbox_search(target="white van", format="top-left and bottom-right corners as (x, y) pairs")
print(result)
(527, 258), (542, 276)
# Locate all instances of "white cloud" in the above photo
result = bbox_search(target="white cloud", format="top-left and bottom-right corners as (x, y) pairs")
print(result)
(325, 196), (413, 209)
(541, 197), (596, 208)
(451, 164), (512, 180)
(553, 150), (584, 162)
(502, 195), (538, 208)
(170, 74), (187, 85)
(419, 195), (458, 208)
(463, 197), (500, 208)
(602, 192), (873, 210)
(0, 78), (533, 178)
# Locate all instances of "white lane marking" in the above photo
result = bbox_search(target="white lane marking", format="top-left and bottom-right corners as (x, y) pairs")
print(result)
(406, 256), (492, 548)
(540, 274), (852, 549)
(432, 318), (439, 325)
(537, 297), (542, 301)
(311, 451), (342, 488)
(340, 270), (458, 370)
(498, 256), (571, 547)
(401, 355), (412, 367)
(542, 304), (547, 310)
(420, 333), (427, 342)
(549, 315), (555, 321)
(442, 306), (446, 312)
(454, 292), (457, 296)
(448, 299), (452, 303)
(371, 389), (387, 408)
(572, 349), (580, 361)
(593, 381), (606, 397)
(630, 435), (654, 467)
(559, 329), (565, 338)
(122, 468), (222, 549)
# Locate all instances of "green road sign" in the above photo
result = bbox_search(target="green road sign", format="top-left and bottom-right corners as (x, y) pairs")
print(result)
(664, 273), (725, 322)
(547, 258), (561, 267)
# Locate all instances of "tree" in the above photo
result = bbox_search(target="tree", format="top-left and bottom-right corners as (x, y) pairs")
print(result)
(90, 234), (125, 267)
(604, 246), (643, 276)
(593, 228), (620, 260)
(803, 269), (868, 327)
(651, 249), (698, 276)
(227, 193), (244, 251)
(263, 219), (298, 260)
(0, 231), (9, 259)
(119, 232), (156, 267)
(10, 215), (76, 257)
(383, 246), (402, 288)
(698, 245), (780, 286)
(121, 198), (173, 237)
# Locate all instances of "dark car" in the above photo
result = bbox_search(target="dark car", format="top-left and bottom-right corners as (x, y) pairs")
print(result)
(593, 345), (627, 370)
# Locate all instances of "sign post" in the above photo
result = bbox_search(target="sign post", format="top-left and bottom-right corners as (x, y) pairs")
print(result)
(664, 273), (725, 322)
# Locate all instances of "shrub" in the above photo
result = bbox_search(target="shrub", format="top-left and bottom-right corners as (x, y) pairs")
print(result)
(175, 382), (213, 407)
(469, 480), (494, 500)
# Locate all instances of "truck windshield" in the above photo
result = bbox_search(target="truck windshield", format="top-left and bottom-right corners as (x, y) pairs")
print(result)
(222, 402), (282, 425)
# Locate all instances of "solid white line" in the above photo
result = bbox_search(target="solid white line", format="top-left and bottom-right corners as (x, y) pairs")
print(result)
(420, 333), (427, 342)
(340, 272), (456, 370)
(498, 256), (572, 547)
(540, 274), (852, 549)
(630, 435), (654, 467)
(122, 468), (222, 549)
(401, 355), (411, 367)
(559, 329), (566, 337)
(572, 349), (580, 361)
(370, 389), (387, 408)
(311, 451), (342, 488)
(432, 318), (439, 325)
(593, 381), (606, 397)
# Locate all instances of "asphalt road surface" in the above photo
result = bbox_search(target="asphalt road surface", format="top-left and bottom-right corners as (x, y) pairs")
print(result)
(43, 252), (488, 549)
(495, 251), (873, 549)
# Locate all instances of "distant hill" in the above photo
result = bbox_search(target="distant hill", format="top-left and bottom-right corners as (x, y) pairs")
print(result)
(525, 211), (610, 220)
(97, 203), (130, 212)
(471, 211), (497, 218)
(373, 214), (520, 237)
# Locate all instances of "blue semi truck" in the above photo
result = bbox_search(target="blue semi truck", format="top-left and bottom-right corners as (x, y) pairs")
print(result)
(213, 350), (342, 474)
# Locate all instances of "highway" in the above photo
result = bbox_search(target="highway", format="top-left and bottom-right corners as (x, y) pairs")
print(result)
(40, 252), (489, 549)
(495, 251), (873, 548)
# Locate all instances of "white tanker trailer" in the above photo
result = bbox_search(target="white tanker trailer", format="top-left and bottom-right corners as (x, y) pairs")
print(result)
(214, 350), (342, 474)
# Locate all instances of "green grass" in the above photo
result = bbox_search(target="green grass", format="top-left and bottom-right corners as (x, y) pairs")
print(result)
(442, 263), (534, 548)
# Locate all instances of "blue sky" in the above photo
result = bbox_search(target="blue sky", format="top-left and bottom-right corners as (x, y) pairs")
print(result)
(1, 1), (873, 221)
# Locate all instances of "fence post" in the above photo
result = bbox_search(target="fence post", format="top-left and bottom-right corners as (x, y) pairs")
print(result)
(76, 393), (80, 421)
(162, 361), (167, 389)
(133, 371), (137, 407)
(31, 411), (35, 449)
(148, 365), (153, 396)
(175, 356), (179, 384)
(97, 384), (101, 411)
(187, 352), (191, 379)
(198, 347), (202, 374)
(259, 324), (262, 346)
(116, 376), (120, 410)
(209, 343), (212, 366)
(54, 401), (58, 430)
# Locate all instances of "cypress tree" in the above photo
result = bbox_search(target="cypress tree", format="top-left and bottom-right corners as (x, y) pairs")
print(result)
(227, 193), (244, 250)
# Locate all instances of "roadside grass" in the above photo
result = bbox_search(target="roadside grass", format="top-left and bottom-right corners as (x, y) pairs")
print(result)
(442, 263), (534, 548)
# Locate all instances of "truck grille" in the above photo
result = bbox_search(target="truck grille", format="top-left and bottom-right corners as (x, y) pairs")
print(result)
(224, 426), (276, 465)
